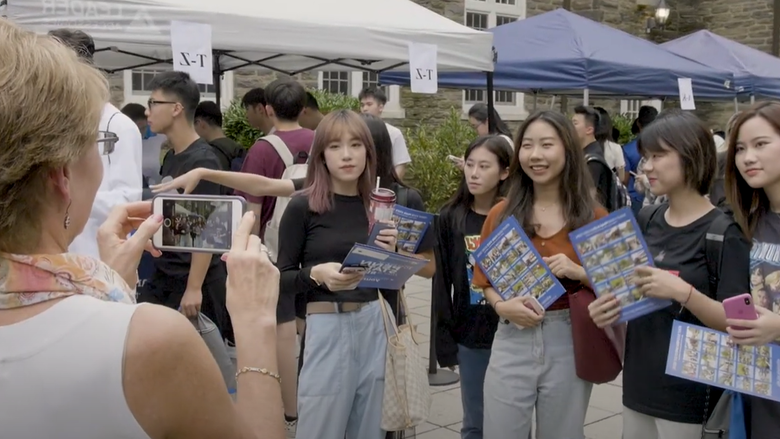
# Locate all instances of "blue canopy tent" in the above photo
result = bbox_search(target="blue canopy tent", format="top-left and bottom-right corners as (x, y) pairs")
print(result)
(661, 30), (780, 100)
(380, 8), (735, 100)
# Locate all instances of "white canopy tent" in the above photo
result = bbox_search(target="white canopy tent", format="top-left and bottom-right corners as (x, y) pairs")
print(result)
(6, 0), (495, 75)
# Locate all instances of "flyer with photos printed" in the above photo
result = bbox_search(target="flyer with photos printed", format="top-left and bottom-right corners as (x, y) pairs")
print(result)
(569, 207), (671, 323)
(666, 321), (780, 402)
(472, 216), (566, 308)
(340, 243), (429, 290)
(392, 205), (434, 254)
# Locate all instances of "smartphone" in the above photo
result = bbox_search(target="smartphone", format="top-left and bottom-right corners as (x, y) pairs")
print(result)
(723, 293), (758, 329)
(367, 222), (393, 247)
(152, 194), (246, 253)
(340, 264), (368, 274)
(524, 296), (544, 315)
(447, 155), (462, 164)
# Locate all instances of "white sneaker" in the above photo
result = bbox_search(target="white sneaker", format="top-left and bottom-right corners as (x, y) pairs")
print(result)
(285, 418), (297, 438)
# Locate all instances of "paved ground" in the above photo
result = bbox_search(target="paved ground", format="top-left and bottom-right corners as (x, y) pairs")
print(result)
(403, 276), (622, 439)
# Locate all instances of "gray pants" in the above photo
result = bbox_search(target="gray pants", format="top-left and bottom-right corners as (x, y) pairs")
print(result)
(483, 309), (592, 439)
(296, 300), (388, 439)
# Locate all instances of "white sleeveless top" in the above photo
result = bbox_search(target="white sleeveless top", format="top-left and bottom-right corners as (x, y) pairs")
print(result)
(0, 295), (151, 439)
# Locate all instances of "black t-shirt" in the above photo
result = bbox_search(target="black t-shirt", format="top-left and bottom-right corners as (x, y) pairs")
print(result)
(623, 205), (750, 423)
(584, 141), (611, 209)
(746, 213), (780, 437)
(155, 139), (223, 281)
(277, 193), (382, 304)
(434, 207), (497, 367)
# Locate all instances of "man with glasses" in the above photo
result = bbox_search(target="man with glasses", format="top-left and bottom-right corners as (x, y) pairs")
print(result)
(49, 29), (143, 259)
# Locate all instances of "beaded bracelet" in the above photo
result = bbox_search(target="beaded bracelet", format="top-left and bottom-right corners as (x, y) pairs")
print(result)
(235, 366), (282, 384)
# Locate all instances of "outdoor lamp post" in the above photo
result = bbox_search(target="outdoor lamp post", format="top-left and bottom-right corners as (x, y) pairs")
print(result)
(645, 0), (671, 33)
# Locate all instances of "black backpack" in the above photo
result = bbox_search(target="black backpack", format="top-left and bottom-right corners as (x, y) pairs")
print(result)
(210, 141), (246, 172)
(586, 154), (631, 212)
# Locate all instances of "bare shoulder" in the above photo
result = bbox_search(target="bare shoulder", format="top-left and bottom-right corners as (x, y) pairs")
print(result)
(123, 304), (248, 439)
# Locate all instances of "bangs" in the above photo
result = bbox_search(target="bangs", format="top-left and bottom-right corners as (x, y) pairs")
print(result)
(637, 121), (674, 157)
(316, 111), (370, 146)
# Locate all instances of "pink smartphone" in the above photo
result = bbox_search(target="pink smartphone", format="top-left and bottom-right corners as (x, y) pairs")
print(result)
(723, 293), (758, 329)
(524, 296), (544, 315)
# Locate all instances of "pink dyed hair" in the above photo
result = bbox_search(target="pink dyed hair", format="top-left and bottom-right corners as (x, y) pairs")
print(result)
(300, 109), (376, 213)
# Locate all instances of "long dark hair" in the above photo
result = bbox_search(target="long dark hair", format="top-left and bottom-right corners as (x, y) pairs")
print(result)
(468, 103), (512, 137)
(361, 113), (406, 190)
(499, 110), (597, 236)
(726, 102), (780, 239)
(442, 135), (513, 229)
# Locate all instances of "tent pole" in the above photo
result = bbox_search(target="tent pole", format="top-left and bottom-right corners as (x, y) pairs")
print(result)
(734, 98), (738, 113)
(583, 89), (590, 106)
(533, 92), (538, 111)
(213, 51), (222, 107)
(486, 71), (496, 133)
(751, 95), (756, 104)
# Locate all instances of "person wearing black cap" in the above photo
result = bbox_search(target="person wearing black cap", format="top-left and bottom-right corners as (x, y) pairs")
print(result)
(623, 105), (659, 216)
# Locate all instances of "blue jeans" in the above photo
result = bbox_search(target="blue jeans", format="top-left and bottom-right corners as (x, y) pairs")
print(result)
(457, 345), (491, 439)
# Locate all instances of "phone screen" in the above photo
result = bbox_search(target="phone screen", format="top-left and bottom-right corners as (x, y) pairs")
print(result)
(159, 198), (238, 252)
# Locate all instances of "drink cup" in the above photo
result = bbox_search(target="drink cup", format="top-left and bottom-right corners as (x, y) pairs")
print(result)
(369, 188), (396, 231)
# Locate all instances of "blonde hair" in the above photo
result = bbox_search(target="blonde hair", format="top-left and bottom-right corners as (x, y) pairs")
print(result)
(0, 19), (108, 252)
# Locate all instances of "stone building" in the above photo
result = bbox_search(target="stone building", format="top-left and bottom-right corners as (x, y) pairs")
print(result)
(112, 0), (776, 129)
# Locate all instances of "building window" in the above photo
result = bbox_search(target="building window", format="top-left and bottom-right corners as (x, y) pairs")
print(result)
(362, 72), (386, 94)
(620, 99), (662, 119)
(463, 0), (527, 120)
(124, 69), (233, 109)
(321, 71), (351, 95)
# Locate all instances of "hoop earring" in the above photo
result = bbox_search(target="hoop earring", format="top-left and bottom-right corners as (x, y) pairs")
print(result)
(64, 201), (72, 230)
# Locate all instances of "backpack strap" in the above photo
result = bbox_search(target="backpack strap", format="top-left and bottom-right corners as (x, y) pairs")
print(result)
(704, 212), (732, 297)
(637, 204), (664, 234)
(262, 134), (293, 167)
(209, 141), (233, 169)
(397, 185), (409, 208)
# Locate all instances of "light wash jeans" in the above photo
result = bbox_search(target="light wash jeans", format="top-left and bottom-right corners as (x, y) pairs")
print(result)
(622, 407), (702, 439)
(457, 345), (491, 439)
(296, 300), (389, 439)
(483, 309), (592, 439)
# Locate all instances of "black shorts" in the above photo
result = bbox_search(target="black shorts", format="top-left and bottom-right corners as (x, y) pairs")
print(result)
(294, 293), (307, 320)
(277, 293), (296, 324)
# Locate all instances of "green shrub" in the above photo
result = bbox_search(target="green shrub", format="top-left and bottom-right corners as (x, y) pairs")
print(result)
(612, 113), (635, 145)
(406, 109), (476, 213)
(223, 89), (360, 149)
(223, 99), (261, 149)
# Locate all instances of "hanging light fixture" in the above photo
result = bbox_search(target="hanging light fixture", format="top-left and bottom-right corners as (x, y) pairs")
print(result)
(654, 0), (671, 26)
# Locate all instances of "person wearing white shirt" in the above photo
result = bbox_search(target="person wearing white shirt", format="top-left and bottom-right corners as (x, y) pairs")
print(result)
(595, 107), (626, 181)
(358, 87), (412, 179)
(49, 29), (143, 258)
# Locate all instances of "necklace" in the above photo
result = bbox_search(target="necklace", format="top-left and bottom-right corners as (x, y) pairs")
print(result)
(537, 203), (558, 212)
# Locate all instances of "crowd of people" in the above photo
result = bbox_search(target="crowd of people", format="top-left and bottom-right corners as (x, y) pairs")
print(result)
(1, 16), (779, 439)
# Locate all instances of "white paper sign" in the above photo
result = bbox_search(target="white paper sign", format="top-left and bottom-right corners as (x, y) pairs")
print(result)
(678, 78), (696, 110)
(171, 21), (213, 85)
(408, 43), (438, 94)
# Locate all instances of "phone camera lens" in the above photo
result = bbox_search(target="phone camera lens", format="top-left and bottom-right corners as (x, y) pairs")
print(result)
(744, 298), (750, 305)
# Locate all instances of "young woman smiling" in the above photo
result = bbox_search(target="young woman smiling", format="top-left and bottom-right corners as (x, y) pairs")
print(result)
(590, 110), (750, 439)
(471, 111), (607, 439)
(434, 135), (512, 439)
(275, 110), (397, 439)
(725, 101), (780, 438)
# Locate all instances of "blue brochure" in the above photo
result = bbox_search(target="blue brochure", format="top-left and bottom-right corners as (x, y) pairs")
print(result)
(341, 243), (429, 290)
(666, 321), (780, 402)
(569, 207), (670, 323)
(393, 205), (434, 253)
(472, 216), (566, 308)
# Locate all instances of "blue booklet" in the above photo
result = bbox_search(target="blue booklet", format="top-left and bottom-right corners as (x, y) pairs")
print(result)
(393, 205), (434, 253)
(666, 321), (780, 402)
(569, 207), (670, 323)
(341, 243), (429, 290)
(472, 216), (566, 308)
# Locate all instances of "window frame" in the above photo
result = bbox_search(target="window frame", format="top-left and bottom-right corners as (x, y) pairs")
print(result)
(122, 69), (235, 109)
(317, 71), (405, 119)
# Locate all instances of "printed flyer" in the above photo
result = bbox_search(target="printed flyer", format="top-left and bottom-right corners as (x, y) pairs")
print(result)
(393, 205), (434, 253)
(666, 321), (780, 402)
(472, 216), (565, 308)
(570, 207), (671, 323)
(341, 243), (429, 290)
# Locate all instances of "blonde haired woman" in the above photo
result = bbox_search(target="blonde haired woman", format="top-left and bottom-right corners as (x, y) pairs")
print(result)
(0, 20), (284, 439)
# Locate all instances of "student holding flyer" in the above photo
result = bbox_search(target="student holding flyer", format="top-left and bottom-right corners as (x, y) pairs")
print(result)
(725, 101), (780, 437)
(433, 135), (512, 439)
(589, 110), (750, 439)
(471, 111), (607, 439)
(275, 110), (398, 439)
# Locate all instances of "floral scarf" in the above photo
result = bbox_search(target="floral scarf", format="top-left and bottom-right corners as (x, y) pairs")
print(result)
(0, 253), (135, 309)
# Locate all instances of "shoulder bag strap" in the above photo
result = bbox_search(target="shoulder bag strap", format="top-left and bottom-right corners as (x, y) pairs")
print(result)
(262, 134), (293, 167)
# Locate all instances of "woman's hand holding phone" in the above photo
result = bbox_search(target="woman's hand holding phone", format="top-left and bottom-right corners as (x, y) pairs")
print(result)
(373, 221), (398, 252)
(495, 296), (544, 328)
(150, 168), (205, 194)
(727, 305), (780, 346)
(588, 293), (621, 328)
(311, 262), (365, 292)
